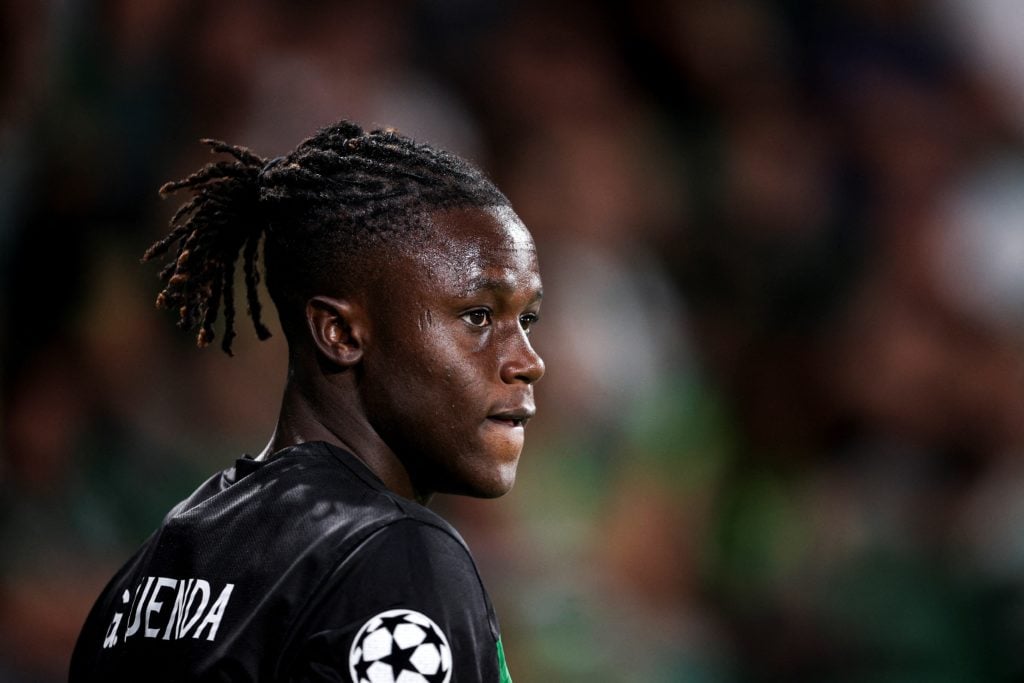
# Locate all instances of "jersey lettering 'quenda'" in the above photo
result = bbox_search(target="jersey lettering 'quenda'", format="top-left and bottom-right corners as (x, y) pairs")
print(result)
(70, 441), (513, 682)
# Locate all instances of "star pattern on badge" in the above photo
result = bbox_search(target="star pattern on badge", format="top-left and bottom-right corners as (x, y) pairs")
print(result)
(349, 608), (453, 683)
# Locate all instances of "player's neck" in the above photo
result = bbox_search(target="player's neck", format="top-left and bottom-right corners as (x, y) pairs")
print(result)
(262, 372), (430, 505)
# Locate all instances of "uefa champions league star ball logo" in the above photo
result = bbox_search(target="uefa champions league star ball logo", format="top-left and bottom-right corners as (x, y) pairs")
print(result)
(349, 609), (453, 683)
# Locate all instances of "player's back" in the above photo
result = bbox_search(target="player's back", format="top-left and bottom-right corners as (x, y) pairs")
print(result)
(69, 440), (472, 681)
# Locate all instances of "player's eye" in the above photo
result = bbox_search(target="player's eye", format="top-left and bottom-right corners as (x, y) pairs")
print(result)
(461, 309), (491, 327)
(519, 312), (540, 334)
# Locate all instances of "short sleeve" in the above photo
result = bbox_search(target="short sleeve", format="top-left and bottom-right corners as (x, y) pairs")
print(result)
(282, 519), (504, 683)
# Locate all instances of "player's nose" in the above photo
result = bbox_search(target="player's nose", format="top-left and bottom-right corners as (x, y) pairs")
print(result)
(500, 334), (544, 385)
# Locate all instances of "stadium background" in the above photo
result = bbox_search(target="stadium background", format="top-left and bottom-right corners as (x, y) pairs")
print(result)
(3, 1), (1024, 680)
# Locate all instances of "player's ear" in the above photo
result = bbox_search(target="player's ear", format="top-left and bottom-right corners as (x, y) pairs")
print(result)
(305, 295), (367, 367)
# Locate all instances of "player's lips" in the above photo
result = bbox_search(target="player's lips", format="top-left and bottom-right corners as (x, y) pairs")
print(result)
(486, 406), (535, 428)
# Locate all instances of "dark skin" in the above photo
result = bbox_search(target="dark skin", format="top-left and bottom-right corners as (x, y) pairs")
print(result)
(257, 206), (545, 505)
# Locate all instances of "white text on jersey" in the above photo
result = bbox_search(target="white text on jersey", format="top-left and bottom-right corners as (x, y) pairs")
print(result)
(102, 576), (235, 649)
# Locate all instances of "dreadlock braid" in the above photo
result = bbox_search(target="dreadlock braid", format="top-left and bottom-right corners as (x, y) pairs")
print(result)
(144, 138), (267, 354)
(145, 120), (509, 355)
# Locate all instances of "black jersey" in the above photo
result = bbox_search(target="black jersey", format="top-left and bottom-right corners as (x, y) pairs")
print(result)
(70, 441), (513, 682)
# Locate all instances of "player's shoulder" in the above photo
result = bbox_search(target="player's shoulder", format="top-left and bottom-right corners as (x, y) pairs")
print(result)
(285, 512), (501, 682)
(294, 512), (498, 661)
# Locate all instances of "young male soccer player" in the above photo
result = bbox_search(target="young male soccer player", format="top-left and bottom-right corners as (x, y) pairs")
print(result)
(69, 120), (544, 682)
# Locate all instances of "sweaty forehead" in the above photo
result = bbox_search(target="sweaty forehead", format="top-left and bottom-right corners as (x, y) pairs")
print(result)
(412, 206), (541, 295)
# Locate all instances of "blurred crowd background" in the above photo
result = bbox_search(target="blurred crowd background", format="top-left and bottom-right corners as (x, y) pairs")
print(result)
(3, 0), (1024, 681)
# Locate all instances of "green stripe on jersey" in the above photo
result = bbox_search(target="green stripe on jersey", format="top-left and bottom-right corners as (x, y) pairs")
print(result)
(497, 636), (513, 683)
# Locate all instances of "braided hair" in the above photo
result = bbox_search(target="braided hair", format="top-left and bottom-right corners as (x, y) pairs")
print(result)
(144, 120), (509, 355)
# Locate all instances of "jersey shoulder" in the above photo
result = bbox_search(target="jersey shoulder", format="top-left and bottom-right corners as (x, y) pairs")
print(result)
(284, 517), (502, 682)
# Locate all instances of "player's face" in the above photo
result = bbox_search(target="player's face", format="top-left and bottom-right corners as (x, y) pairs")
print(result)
(360, 205), (545, 499)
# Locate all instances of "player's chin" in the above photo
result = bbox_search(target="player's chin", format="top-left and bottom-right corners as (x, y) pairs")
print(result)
(436, 464), (517, 499)
(476, 430), (524, 496)
(474, 457), (520, 498)
(452, 446), (521, 499)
